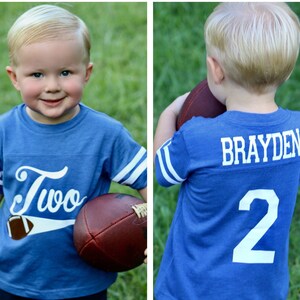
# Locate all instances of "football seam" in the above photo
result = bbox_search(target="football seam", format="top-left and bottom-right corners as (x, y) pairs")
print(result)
(82, 209), (137, 246)
(77, 205), (91, 253)
(79, 238), (132, 271)
(92, 211), (136, 239)
(94, 212), (144, 267)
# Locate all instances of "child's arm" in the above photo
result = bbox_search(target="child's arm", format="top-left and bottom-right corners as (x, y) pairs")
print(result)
(154, 92), (189, 157)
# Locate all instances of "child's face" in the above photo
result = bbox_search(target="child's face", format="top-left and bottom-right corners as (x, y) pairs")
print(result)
(6, 38), (93, 124)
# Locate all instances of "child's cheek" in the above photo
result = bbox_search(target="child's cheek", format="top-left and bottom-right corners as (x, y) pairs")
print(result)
(20, 80), (43, 102)
(64, 79), (85, 101)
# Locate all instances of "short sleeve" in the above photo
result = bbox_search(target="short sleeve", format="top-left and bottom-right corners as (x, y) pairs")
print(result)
(110, 127), (147, 190)
(155, 130), (190, 187)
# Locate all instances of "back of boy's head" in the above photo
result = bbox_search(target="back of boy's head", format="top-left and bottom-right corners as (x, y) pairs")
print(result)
(8, 4), (91, 66)
(205, 3), (300, 93)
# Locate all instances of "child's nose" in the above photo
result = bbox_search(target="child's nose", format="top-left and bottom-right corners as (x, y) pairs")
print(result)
(45, 76), (61, 93)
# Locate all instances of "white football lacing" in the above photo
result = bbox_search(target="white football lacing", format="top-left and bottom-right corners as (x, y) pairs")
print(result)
(132, 203), (147, 218)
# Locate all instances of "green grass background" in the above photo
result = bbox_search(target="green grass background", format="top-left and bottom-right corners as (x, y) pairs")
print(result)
(0, 2), (146, 299)
(154, 2), (300, 299)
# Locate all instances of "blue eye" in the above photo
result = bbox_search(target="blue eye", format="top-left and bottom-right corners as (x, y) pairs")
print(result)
(32, 72), (43, 78)
(61, 70), (71, 77)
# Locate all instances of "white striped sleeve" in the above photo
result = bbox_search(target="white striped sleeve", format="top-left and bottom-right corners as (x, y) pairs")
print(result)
(120, 158), (147, 185)
(112, 147), (147, 186)
(155, 138), (186, 186)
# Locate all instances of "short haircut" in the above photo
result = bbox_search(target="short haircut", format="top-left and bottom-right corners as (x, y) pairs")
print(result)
(205, 3), (300, 93)
(7, 4), (91, 66)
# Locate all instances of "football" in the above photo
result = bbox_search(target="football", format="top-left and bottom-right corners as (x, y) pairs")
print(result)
(176, 79), (226, 129)
(73, 193), (147, 272)
(7, 215), (34, 240)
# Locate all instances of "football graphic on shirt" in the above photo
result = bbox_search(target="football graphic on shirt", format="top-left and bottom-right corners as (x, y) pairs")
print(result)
(176, 79), (226, 129)
(7, 215), (34, 240)
(7, 215), (76, 240)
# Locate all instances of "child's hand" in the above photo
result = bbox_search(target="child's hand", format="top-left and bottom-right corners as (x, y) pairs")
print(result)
(166, 92), (190, 117)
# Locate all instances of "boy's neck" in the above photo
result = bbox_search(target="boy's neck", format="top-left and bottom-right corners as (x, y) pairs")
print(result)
(225, 84), (278, 114)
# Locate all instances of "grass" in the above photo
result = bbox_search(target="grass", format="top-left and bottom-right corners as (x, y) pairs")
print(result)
(0, 2), (146, 299)
(154, 2), (300, 300)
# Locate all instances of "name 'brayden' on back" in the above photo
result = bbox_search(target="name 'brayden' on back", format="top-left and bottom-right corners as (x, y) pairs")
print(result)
(221, 128), (300, 166)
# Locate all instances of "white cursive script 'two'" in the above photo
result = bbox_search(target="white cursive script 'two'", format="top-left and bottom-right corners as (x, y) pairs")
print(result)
(10, 166), (87, 215)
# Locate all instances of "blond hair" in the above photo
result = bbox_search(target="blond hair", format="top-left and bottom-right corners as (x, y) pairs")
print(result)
(205, 3), (300, 93)
(7, 4), (91, 66)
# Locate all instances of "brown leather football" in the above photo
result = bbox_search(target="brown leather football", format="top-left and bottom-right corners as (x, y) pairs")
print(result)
(176, 79), (226, 130)
(73, 193), (147, 272)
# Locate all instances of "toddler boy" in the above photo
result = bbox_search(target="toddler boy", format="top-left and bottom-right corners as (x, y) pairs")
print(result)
(155, 3), (300, 299)
(0, 4), (147, 299)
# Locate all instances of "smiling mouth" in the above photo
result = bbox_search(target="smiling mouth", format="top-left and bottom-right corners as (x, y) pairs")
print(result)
(41, 97), (65, 103)
(40, 97), (66, 106)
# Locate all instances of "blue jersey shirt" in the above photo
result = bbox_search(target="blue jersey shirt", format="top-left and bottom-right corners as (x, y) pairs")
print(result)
(0, 104), (147, 299)
(155, 108), (300, 300)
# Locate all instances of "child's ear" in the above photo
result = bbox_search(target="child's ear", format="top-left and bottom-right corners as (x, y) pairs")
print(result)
(206, 56), (224, 84)
(6, 66), (20, 91)
(84, 63), (93, 83)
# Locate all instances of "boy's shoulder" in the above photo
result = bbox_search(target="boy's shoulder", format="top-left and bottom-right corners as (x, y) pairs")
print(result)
(80, 104), (123, 130)
(177, 108), (300, 150)
(180, 108), (300, 132)
(177, 113), (224, 139)
(0, 105), (20, 125)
